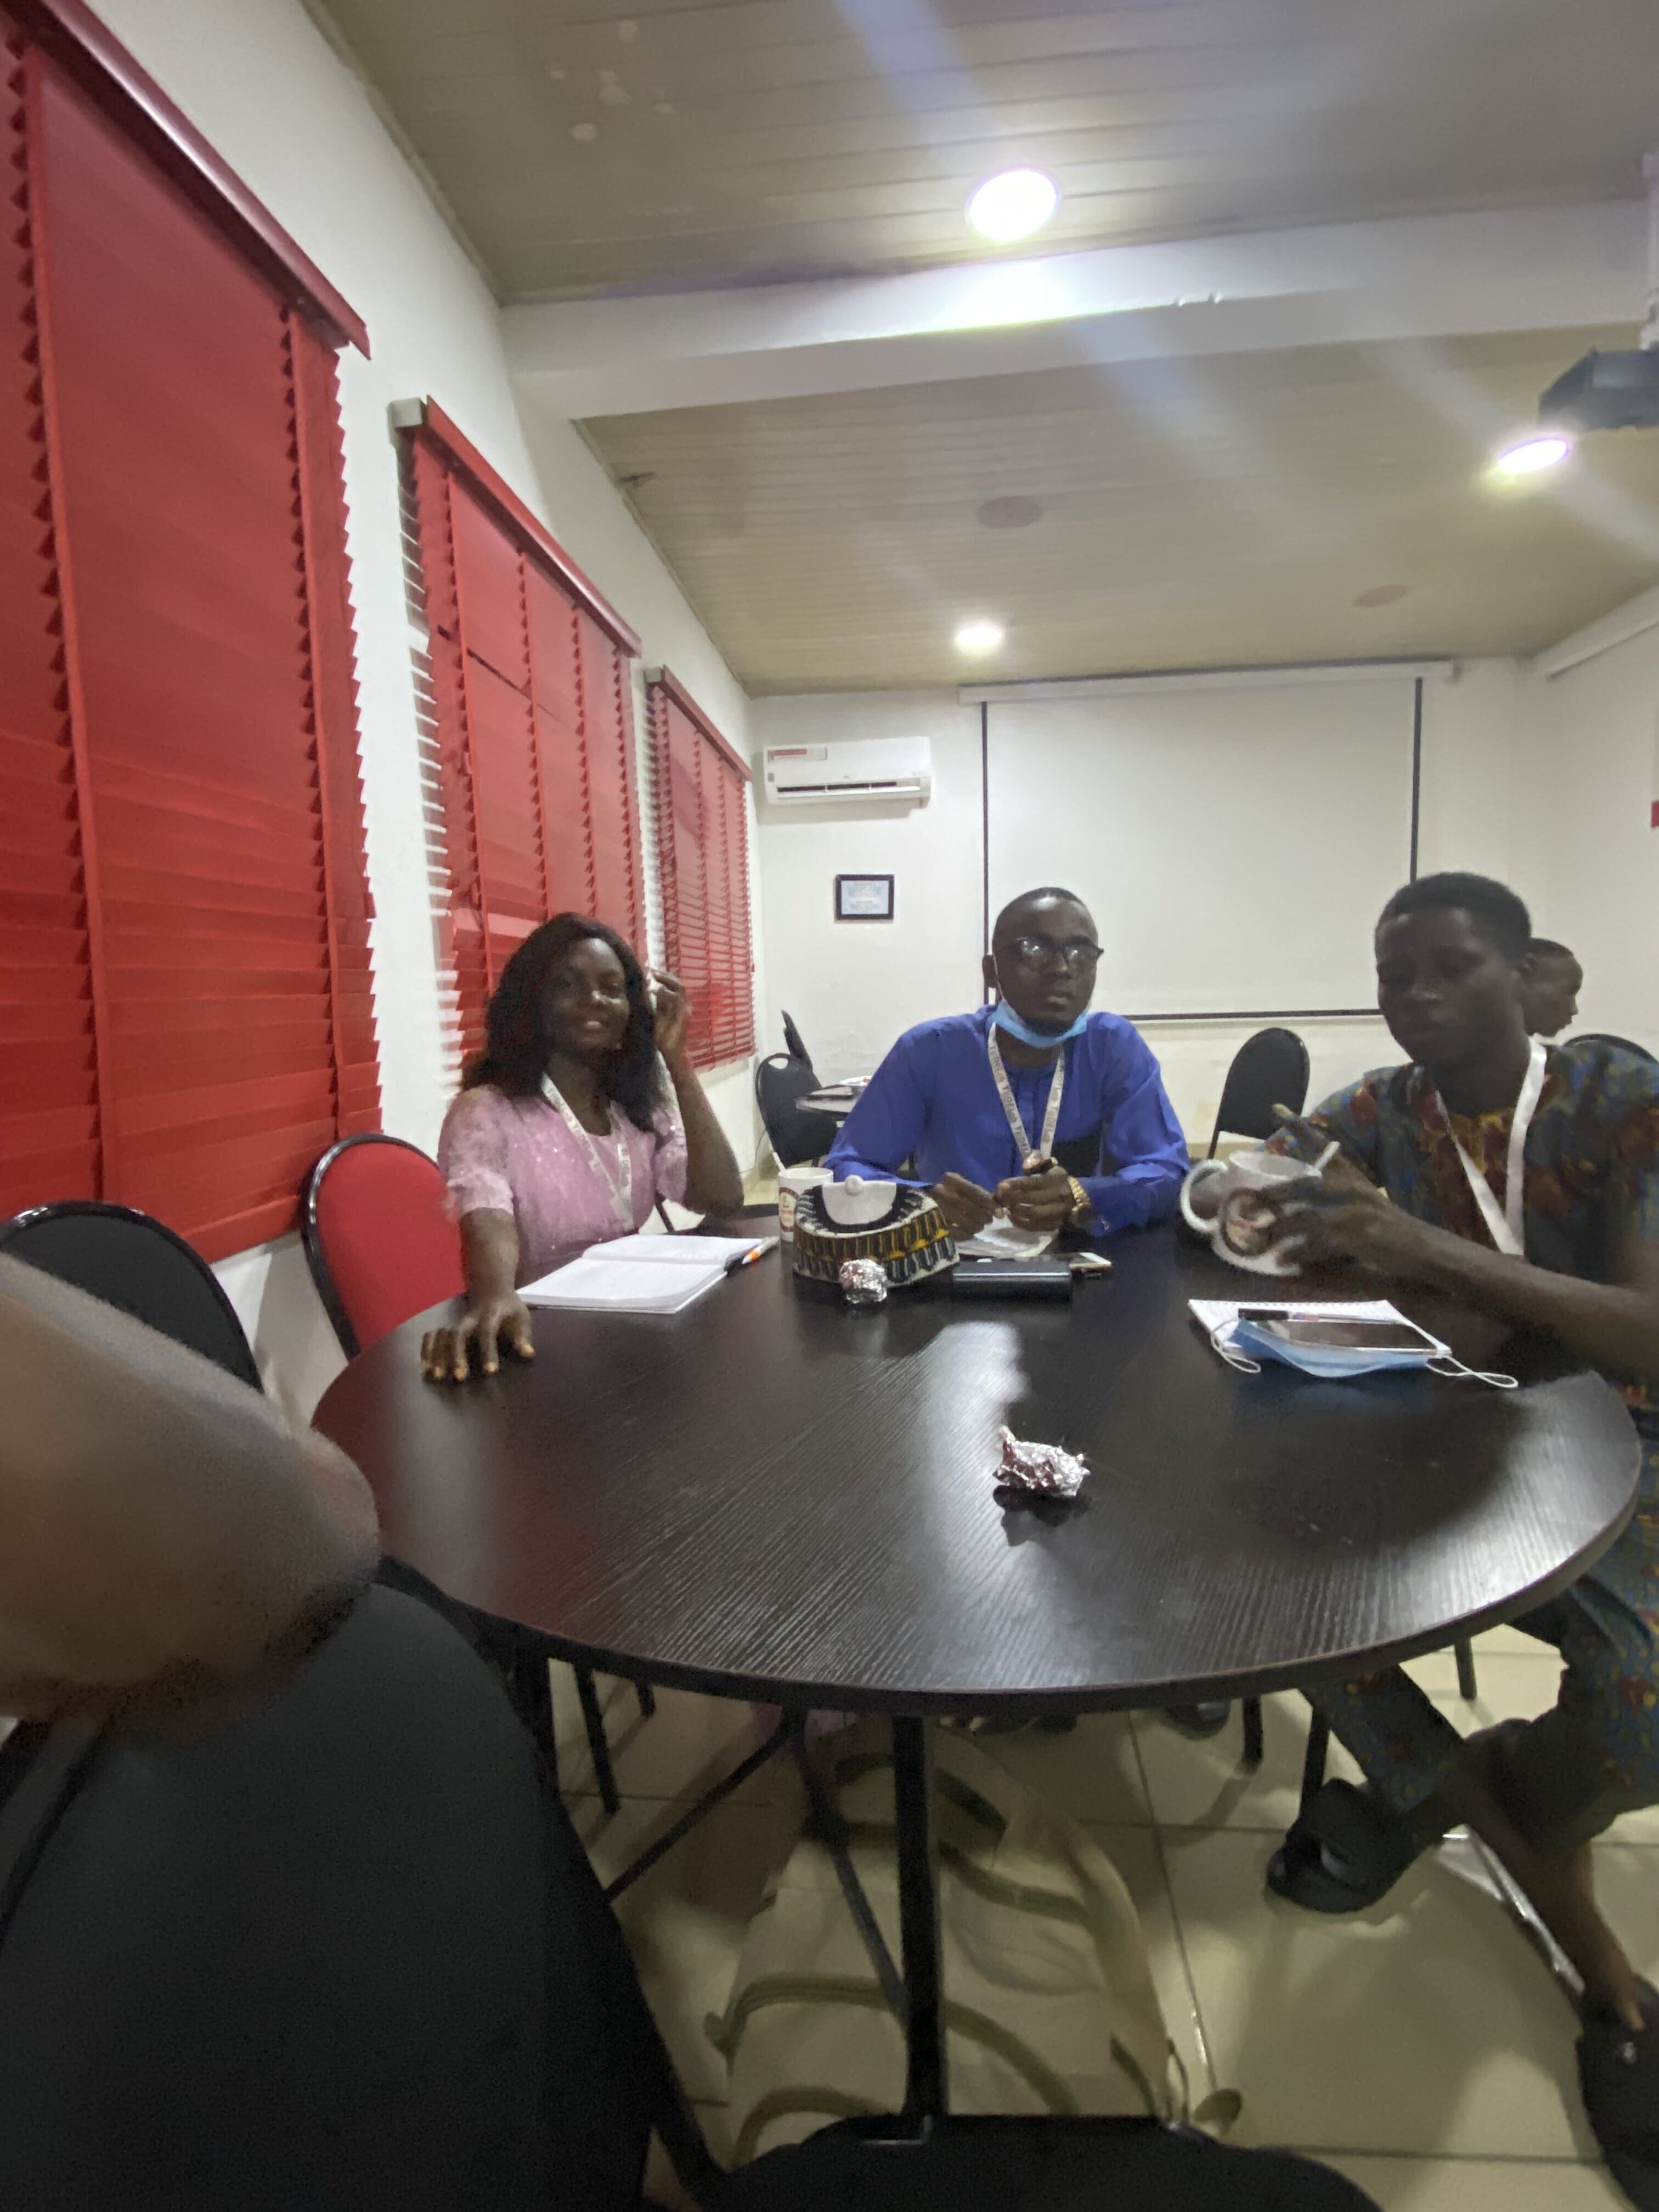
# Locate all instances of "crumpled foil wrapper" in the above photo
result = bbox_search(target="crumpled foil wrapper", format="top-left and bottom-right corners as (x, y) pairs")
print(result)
(839, 1258), (888, 1306)
(994, 1424), (1088, 1499)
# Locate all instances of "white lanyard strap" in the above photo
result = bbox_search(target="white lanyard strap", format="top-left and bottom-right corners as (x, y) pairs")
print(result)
(1433, 1037), (1547, 1259)
(987, 1029), (1066, 1172)
(541, 1075), (635, 1231)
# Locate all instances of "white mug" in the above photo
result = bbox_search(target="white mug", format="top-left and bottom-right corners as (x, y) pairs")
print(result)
(1180, 1149), (1326, 1276)
(777, 1165), (832, 1241)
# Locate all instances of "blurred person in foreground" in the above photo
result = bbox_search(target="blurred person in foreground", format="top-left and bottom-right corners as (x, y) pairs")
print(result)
(0, 1253), (376, 1734)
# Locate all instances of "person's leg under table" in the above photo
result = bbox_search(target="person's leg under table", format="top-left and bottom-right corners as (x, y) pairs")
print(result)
(1273, 1424), (1659, 2204)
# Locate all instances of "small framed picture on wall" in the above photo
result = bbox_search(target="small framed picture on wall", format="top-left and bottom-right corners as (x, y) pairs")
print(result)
(834, 873), (895, 922)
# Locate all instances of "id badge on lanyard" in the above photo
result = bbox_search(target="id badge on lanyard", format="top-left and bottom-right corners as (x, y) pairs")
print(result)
(988, 1030), (1065, 1173)
(1434, 1036), (1546, 1259)
(541, 1075), (635, 1232)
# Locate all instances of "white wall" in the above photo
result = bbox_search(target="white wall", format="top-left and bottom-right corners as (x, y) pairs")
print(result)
(94, 0), (759, 1421)
(1513, 611), (1659, 1053)
(752, 662), (1537, 1148)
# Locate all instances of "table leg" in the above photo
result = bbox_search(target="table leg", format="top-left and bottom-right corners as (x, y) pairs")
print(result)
(891, 1714), (947, 2121)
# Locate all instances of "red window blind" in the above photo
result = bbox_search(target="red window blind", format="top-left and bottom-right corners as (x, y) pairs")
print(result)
(647, 670), (755, 1070)
(404, 400), (645, 1068)
(0, 8), (378, 1259)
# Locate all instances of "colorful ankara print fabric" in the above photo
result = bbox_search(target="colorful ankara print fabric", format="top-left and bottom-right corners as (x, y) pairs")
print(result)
(1271, 1038), (1659, 1405)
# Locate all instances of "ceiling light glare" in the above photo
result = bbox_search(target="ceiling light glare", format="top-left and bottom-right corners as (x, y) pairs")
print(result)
(954, 619), (1006, 656)
(1490, 433), (1572, 479)
(966, 169), (1058, 243)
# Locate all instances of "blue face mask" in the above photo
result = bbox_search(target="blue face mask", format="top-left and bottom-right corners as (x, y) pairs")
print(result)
(1228, 1318), (1433, 1379)
(991, 999), (1091, 1049)
(1219, 1318), (1516, 1390)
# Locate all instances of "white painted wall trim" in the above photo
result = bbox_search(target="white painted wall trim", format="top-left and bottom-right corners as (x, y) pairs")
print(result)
(960, 660), (1456, 704)
(504, 200), (1645, 418)
(1531, 581), (1659, 679)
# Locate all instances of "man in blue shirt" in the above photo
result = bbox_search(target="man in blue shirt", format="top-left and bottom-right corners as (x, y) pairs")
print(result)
(825, 885), (1188, 1242)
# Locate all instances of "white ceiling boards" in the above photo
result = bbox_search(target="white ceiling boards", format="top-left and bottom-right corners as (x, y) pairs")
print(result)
(983, 675), (1419, 1017)
(314, 1), (1659, 687)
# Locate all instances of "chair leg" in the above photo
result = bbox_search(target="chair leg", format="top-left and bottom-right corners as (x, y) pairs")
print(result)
(576, 1666), (620, 1817)
(636, 1680), (657, 1720)
(1297, 1708), (1330, 1825)
(1455, 1637), (1479, 1703)
(509, 1641), (557, 1793)
(1240, 1695), (1265, 1768)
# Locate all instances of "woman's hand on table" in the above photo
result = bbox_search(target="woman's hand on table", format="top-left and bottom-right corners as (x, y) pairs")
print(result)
(420, 1296), (534, 1384)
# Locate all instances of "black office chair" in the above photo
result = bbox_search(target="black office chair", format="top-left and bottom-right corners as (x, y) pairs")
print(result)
(1206, 1028), (1312, 1158)
(781, 1008), (812, 1064)
(1571, 1032), (1658, 1065)
(756, 1053), (841, 1167)
(0, 1200), (261, 1387)
(0, 1587), (1380, 2212)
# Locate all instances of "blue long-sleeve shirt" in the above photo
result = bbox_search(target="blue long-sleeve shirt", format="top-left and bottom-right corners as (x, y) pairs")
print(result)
(824, 1005), (1188, 1235)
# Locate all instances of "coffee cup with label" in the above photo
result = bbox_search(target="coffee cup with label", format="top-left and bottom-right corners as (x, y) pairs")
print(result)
(1180, 1148), (1332, 1276)
(777, 1165), (832, 1240)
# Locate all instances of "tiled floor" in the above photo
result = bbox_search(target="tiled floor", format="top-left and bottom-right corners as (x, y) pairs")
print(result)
(554, 1634), (1647, 2209)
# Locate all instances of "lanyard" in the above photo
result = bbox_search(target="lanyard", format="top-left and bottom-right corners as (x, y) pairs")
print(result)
(987, 1029), (1066, 1173)
(1431, 1037), (1547, 1259)
(541, 1075), (635, 1232)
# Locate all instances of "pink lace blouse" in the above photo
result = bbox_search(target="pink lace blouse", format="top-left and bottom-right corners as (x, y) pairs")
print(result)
(437, 1082), (690, 1283)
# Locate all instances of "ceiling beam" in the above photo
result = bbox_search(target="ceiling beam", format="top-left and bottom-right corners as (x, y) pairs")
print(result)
(504, 200), (1646, 420)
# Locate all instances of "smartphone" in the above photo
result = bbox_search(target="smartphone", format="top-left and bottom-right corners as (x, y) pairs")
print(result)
(1246, 1314), (1438, 1353)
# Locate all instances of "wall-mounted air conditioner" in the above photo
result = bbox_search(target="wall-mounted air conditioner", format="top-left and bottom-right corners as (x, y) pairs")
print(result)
(761, 736), (932, 808)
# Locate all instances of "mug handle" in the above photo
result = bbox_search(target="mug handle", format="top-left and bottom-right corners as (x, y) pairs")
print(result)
(1179, 1158), (1228, 1235)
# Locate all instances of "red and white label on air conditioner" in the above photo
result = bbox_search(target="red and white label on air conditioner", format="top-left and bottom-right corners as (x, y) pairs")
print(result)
(768, 747), (827, 760)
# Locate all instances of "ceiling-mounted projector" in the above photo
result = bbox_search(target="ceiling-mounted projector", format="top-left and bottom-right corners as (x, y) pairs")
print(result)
(1537, 149), (1659, 435)
(1539, 348), (1659, 434)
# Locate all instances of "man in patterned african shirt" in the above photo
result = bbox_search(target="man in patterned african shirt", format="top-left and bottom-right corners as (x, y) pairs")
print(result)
(1256, 872), (1659, 2202)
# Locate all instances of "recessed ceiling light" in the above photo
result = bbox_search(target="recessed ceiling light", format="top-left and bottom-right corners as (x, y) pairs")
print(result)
(1490, 433), (1572, 478)
(977, 495), (1043, 529)
(1352, 584), (1408, 608)
(966, 170), (1058, 244)
(954, 619), (1005, 656)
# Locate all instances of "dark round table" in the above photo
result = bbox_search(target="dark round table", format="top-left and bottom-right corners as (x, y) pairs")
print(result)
(313, 1220), (1640, 2119)
(315, 1222), (1638, 1713)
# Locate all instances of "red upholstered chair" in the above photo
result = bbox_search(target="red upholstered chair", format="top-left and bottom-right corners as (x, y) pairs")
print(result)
(302, 1133), (648, 1812)
(302, 1133), (464, 1359)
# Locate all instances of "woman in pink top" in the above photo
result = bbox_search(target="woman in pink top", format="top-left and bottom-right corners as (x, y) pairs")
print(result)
(422, 913), (743, 1382)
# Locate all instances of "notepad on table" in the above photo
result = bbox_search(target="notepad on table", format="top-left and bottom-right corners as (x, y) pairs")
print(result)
(520, 1232), (773, 1316)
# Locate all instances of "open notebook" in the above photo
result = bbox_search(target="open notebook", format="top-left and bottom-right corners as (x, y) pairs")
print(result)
(520, 1232), (774, 1316)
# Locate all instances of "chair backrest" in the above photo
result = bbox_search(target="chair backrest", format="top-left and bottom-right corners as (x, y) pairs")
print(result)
(302, 1133), (465, 1359)
(781, 1009), (814, 1068)
(0, 1585), (673, 2212)
(1570, 1031), (1658, 1066)
(0, 1201), (261, 1389)
(1206, 1027), (1312, 1158)
(755, 1054), (842, 1169)
(0, 1593), (1379, 2212)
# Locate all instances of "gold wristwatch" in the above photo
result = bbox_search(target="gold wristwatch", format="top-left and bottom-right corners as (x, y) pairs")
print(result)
(1066, 1176), (1092, 1223)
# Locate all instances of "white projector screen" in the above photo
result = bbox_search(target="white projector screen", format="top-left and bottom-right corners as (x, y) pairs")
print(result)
(985, 679), (1418, 1017)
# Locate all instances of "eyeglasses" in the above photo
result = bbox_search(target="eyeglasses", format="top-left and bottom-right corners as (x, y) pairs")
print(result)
(997, 935), (1102, 972)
